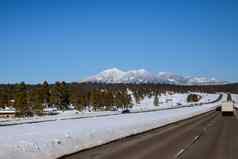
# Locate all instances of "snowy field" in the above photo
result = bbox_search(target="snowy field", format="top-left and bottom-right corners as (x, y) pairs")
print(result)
(131, 93), (219, 112)
(0, 94), (226, 159)
(232, 94), (238, 103)
(0, 93), (219, 125)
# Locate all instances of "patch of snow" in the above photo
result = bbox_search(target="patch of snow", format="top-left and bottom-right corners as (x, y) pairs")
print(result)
(0, 107), (16, 114)
(232, 94), (238, 108)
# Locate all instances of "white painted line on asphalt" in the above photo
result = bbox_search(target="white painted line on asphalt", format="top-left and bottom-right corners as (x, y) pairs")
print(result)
(193, 136), (200, 142)
(175, 113), (219, 159)
(176, 149), (185, 158)
(175, 135), (201, 158)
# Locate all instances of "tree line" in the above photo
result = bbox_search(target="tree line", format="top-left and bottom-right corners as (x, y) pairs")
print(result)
(0, 81), (237, 116)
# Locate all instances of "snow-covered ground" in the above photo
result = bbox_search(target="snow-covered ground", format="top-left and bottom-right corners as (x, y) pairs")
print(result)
(232, 94), (238, 103)
(0, 94), (226, 159)
(232, 94), (238, 108)
(130, 93), (219, 112)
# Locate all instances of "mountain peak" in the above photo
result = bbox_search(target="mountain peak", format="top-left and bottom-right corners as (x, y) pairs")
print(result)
(102, 68), (123, 73)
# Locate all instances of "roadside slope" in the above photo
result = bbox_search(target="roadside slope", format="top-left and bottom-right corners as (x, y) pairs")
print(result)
(0, 95), (226, 159)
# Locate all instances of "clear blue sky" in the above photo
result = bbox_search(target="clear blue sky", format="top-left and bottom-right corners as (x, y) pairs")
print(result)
(1, 0), (238, 83)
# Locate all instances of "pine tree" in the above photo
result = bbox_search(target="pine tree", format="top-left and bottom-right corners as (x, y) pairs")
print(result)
(29, 88), (44, 115)
(50, 81), (70, 110)
(153, 93), (159, 106)
(0, 89), (8, 107)
(227, 94), (232, 101)
(59, 81), (70, 109)
(14, 82), (32, 116)
(42, 81), (50, 106)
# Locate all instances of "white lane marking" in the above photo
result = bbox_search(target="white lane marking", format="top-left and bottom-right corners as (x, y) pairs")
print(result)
(176, 149), (185, 158)
(175, 113), (219, 159)
(193, 136), (200, 142)
(175, 135), (201, 158)
(175, 114), (219, 158)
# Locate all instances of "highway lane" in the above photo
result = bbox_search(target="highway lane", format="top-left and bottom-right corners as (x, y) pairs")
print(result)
(60, 110), (226, 159)
(181, 113), (238, 159)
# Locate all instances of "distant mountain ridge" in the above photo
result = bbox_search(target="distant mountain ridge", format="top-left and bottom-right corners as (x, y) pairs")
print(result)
(82, 68), (227, 85)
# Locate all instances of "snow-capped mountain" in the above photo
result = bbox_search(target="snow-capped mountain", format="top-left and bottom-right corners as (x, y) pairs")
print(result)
(120, 69), (159, 84)
(85, 68), (126, 83)
(83, 68), (227, 85)
(158, 72), (188, 85)
(186, 77), (226, 85)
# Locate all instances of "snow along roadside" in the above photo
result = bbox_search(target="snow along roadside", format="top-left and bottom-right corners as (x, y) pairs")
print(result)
(232, 94), (238, 108)
(0, 96), (226, 159)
